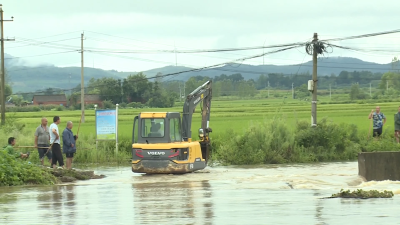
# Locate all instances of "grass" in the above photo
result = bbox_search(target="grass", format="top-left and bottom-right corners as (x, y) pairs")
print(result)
(3, 96), (400, 165)
(326, 189), (394, 199)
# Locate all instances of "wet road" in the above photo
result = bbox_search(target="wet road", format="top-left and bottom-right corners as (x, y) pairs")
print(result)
(1, 162), (400, 224)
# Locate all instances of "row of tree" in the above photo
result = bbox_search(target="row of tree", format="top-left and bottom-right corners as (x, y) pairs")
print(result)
(8, 67), (400, 107)
(255, 70), (385, 90)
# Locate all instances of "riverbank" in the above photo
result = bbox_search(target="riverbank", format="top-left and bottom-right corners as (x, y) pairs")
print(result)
(2, 115), (399, 168)
(0, 149), (106, 186)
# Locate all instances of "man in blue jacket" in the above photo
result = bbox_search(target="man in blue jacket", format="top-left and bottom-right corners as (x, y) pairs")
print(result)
(62, 121), (78, 170)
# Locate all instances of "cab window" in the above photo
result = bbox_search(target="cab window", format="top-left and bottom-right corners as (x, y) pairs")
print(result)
(141, 119), (165, 137)
(169, 118), (182, 142)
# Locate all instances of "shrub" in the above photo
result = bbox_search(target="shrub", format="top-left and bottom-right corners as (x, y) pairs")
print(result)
(212, 116), (364, 165)
(0, 150), (57, 186)
(102, 100), (115, 109)
(127, 102), (146, 108)
(119, 102), (127, 108)
(213, 115), (295, 165)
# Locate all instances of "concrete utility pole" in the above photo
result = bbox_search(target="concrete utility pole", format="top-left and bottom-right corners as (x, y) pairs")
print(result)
(0, 5), (14, 125)
(81, 32), (85, 123)
(179, 82), (182, 102)
(311, 33), (318, 127)
(183, 82), (186, 97)
(292, 83), (294, 99)
(263, 38), (267, 65)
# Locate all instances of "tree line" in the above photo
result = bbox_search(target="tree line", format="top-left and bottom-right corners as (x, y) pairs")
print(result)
(7, 68), (400, 108)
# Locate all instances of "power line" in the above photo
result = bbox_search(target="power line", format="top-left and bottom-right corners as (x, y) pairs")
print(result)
(320, 29), (400, 42)
(11, 45), (302, 95)
(4, 50), (78, 60)
(84, 42), (307, 54)
(7, 37), (80, 49)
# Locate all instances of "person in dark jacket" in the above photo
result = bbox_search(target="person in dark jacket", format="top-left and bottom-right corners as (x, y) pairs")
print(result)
(62, 121), (78, 170)
(395, 106), (400, 143)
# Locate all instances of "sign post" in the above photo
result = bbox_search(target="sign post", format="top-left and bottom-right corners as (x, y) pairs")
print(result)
(115, 104), (119, 156)
(95, 105), (119, 155)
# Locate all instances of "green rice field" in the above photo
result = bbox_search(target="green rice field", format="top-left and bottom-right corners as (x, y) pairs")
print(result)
(10, 97), (400, 140)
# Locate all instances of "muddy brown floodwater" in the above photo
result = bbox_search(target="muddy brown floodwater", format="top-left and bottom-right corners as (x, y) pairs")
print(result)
(1, 162), (400, 224)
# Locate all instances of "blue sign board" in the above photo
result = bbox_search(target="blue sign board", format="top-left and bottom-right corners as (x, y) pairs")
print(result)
(96, 109), (116, 140)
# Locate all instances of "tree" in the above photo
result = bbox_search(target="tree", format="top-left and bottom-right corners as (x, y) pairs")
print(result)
(392, 57), (399, 72)
(147, 82), (175, 108)
(8, 95), (23, 106)
(122, 73), (153, 103)
(88, 77), (122, 104)
(379, 71), (400, 94)
(256, 74), (268, 90)
(294, 84), (310, 100)
(349, 84), (367, 100)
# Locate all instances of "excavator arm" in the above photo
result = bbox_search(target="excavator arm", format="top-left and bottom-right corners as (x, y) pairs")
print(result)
(181, 80), (212, 142)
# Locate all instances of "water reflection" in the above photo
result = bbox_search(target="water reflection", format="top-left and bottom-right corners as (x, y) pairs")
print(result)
(35, 185), (76, 224)
(0, 189), (18, 220)
(313, 191), (326, 225)
(132, 178), (213, 225)
(65, 185), (76, 224)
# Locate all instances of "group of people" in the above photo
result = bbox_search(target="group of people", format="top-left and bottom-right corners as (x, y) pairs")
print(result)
(3, 116), (78, 170)
(369, 106), (400, 143)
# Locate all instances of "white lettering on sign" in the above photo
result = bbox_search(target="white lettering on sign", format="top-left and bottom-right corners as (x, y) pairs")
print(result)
(147, 152), (166, 155)
(189, 164), (194, 169)
(194, 97), (201, 104)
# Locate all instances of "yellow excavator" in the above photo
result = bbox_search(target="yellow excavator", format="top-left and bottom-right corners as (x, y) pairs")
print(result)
(131, 80), (213, 174)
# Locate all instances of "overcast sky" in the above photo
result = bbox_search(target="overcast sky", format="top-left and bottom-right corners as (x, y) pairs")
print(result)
(2, 0), (400, 73)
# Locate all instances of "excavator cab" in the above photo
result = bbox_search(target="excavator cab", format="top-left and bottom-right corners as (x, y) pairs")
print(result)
(131, 80), (213, 174)
(133, 112), (182, 144)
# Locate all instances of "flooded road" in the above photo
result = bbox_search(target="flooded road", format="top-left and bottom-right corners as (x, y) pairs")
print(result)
(1, 162), (400, 224)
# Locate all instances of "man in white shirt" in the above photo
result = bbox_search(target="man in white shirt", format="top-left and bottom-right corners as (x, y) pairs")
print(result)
(50, 116), (64, 169)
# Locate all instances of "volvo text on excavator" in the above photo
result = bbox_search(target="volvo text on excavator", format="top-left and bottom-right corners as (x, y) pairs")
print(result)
(131, 80), (212, 174)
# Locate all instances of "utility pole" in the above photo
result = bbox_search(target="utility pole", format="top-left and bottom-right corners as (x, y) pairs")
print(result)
(81, 32), (85, 123)
(370, 83), (372, 97)
(311, 33), (318, 127)
(263, 38), (267, 65)
(0, 5), (14, 125)
(179, 82), (182, 102)
(292, 83), (294, 99)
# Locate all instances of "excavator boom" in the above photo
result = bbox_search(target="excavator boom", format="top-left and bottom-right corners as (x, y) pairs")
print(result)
(182, 80), (212, 141)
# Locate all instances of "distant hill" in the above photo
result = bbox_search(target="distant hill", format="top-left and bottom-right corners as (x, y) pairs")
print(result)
(4, 54), (394, 93)
(153, 57), (393, 82)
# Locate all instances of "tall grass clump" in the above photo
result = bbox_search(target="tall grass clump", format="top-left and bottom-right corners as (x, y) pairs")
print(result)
(71, 133), (131, 164)
(359, 126), (400, 153)
(213, 115), (295, 165)
(294, 118), (361, 162)
(212, 116), (366, 165)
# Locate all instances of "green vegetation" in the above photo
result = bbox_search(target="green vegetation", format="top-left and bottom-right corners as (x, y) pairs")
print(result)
(1, 96), (400, 167)
(327, 189), (394, 199)
(0, 150), (57, 186)
(212, 117), (362, 165)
